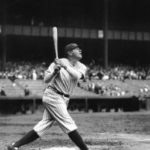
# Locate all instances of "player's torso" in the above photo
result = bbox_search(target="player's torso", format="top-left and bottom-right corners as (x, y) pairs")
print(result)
(44, 58), (85, 96)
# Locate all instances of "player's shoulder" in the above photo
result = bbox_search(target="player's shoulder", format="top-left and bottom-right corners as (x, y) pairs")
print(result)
(59, 58), (71, 65)
(59, 58), (68, 62)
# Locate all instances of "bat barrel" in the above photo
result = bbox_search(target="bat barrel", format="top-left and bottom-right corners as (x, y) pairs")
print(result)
(52, 26), (58, 59)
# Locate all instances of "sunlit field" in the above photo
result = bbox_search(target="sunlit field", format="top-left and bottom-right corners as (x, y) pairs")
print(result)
(1, 110), (150, 150)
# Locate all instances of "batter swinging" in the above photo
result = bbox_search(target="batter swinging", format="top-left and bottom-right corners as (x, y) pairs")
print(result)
(7, 43), (89, 150)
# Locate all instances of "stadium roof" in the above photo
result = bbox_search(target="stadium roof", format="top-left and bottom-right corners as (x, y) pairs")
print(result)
(0, 0), (150, 30)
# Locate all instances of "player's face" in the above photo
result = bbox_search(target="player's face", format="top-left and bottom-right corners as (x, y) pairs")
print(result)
(71, 48), (82, 60)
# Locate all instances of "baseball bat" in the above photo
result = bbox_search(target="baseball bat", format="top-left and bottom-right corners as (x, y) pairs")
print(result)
(48, 26), (59, 83)
(52, 26), (58, 59)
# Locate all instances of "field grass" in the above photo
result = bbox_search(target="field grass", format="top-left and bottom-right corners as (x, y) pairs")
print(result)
(1, 110), (150, 150)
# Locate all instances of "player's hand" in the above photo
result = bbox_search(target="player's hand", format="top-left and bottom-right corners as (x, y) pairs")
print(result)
(54, 64), (61, 74)
(54, 58), (61, 65)
(54, 58), (60, 64)
(54, 59), (67, 69)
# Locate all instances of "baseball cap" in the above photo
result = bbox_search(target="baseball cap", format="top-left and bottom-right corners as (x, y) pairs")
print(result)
(65, 43), (79, 52)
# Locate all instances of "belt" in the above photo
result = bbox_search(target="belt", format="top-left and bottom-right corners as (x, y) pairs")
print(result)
(47, 86), (70, 98)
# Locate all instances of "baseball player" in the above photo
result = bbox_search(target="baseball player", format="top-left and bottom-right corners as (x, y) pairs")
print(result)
(7, 43), (89, 150)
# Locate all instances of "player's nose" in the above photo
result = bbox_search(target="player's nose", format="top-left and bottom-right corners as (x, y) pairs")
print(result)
(78, 49), (82, 53)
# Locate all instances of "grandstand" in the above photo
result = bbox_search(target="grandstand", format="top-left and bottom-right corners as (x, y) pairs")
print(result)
(0, 78), (99, 98)
(15, 79), (45, 97)
(0, 79), (24, 97)
(0, 77), (150, 113)
(0, 0), (150, 114)
(1, 78), (150, 98)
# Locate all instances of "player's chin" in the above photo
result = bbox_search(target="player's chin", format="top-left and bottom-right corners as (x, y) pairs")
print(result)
(74, 54), (82, 60)
(77, 55), (82, 60)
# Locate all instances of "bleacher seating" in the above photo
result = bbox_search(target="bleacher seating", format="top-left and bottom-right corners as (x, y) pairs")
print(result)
(0, 79), (150, 113)
(15, 79), (46, 97)
(0, 79), (99, 98)
(0, 79), (24, 97)
(72, 86), (98, 98)
(0, 79), (150, 98)
(16, 79), (98, 98)
(80, 79), (150, 97)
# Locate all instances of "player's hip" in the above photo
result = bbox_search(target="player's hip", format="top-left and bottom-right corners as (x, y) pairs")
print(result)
(43, 89), (70, 105)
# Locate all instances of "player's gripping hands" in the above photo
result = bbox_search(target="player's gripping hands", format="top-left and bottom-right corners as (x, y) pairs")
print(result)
(43, 60), (61, 83)
(53, 63), (61, 74)
(54, 59), (67, 70)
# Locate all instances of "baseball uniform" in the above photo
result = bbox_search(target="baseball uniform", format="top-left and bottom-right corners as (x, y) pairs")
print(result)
(7, 43), (89, 150)
(34, 58), (87, 136)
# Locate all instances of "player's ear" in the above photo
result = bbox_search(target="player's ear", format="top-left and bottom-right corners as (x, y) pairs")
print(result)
(67, 50), (73, 56)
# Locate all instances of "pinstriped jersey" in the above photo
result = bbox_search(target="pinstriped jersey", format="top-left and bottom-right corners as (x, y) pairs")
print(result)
(44, 58), (87, 96)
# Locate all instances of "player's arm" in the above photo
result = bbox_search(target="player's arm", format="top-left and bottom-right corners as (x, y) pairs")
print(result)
(64, 66), (84, 79)
(55, 59), (87, 79)
(44, 62), (60, 83)
(54, 59), (87, 79)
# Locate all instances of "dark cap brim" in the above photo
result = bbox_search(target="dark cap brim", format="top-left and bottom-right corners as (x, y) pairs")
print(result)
(65, 43), (79, 52)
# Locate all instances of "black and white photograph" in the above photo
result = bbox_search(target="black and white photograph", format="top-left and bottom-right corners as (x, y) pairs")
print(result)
(1, 0), (150, 150)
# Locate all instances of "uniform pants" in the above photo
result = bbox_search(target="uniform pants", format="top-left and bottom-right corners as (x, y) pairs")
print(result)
(34, 95), (77, 136)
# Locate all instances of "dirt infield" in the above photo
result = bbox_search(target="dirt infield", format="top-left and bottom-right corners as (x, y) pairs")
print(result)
(1, 110), (150, 150)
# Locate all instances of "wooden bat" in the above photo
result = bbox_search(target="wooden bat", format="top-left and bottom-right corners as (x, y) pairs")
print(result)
(52, 26), (58, 59)
(47, 26), (59, 84)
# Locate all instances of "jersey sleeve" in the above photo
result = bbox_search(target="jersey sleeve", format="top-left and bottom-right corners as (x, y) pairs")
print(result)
(45, 62), (55, 75)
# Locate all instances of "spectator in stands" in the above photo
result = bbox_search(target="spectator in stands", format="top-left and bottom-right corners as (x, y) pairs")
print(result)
(0, 86), (6, 96)
(93, 83), (104, 94)
(24, 85), (30, 96)
(32, 69), (37, 80)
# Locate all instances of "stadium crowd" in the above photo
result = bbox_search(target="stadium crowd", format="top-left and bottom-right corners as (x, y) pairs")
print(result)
(82, 62), (150, 97)
(0, 61), (150, 97)
(0, 61), (150, 113)
(0, 61), (46, 80)
(87, 63), (150, 81)
(0, 61), (150, 81)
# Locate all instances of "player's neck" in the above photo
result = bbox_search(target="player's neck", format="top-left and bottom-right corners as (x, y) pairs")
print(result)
(68, 57), (78, 66)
